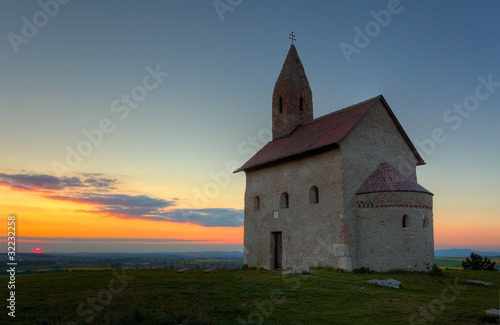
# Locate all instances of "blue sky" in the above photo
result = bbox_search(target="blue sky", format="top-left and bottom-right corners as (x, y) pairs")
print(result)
(1, 1), (499, 252)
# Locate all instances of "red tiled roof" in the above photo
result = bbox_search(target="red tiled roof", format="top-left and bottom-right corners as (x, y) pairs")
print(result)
(356, 163), (432, 195)
(236, 95), (424, 173)
(235, 96), (380, 173)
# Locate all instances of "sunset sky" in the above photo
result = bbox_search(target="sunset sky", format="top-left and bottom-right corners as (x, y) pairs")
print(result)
(1, 1), (499, 253)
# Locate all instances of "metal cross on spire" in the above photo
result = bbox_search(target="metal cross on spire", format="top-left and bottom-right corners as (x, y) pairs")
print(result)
(289, 31), (296, 45)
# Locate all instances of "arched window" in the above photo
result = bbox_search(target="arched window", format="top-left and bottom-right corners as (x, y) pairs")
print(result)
(280, 192), (289, 209)
(253, 196), (260, 211)
(423, 216), (429, 229)
(309, 186), (319, 204)
(279, 97), (283, 113)
(402, 214), (410, 228)
(300, 96), (304, 111)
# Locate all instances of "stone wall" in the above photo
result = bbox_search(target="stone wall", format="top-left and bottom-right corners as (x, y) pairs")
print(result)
(340, 100), (428, 269)
(356, 192), (434, 271)
(243, 148), (345, 270)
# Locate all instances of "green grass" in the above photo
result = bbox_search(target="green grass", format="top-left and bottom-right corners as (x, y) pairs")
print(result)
(0, 268), (498, 324)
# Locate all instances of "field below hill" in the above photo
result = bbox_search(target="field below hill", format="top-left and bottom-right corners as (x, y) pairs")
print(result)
(435, 257), (500, 271)
(1, 268), (498, 325)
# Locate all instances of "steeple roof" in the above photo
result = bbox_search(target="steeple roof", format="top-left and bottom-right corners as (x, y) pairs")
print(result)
(274, 44), (310, 91)
(272, 44), (314, 140)
(356, 163), (432, 195)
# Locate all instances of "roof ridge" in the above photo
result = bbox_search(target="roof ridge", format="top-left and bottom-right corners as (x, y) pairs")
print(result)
(302, 95), (382, 126)
(235, 94), (424, 174)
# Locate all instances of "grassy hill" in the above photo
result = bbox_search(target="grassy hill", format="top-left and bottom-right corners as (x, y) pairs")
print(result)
(1, 268), (498, 324)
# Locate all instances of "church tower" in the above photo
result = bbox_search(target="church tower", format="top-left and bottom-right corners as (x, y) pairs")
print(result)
(272, 44), (313, 140)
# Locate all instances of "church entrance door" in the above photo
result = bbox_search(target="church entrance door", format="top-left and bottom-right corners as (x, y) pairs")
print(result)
(272, 232), (283, 270)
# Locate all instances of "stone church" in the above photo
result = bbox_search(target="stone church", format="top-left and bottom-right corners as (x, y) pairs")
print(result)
(235, 45), (434, 272)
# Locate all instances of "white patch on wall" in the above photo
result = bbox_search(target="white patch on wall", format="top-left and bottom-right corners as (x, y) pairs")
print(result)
(338, 257), (352, 271)
(273, 210), (279, 219)
(333, 244), (349, 257)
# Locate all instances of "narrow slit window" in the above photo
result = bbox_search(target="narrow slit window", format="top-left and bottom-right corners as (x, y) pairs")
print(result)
(253, 196), (260, 211)
(402, 214), (410, 228)
(279, 97), (283, 113)
(300, 96), (303, 111)
(309, 186), (319, 204)
(280, 192), (289, 209)
(423, 216), (429, 228)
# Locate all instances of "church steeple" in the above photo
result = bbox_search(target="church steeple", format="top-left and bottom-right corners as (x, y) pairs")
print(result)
(272, 44), (313, 140)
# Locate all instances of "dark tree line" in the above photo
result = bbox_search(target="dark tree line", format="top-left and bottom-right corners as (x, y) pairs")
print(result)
(461, 253), (497, 271)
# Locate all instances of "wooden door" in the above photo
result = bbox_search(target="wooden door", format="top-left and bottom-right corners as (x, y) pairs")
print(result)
(273, 232), (282, 270)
